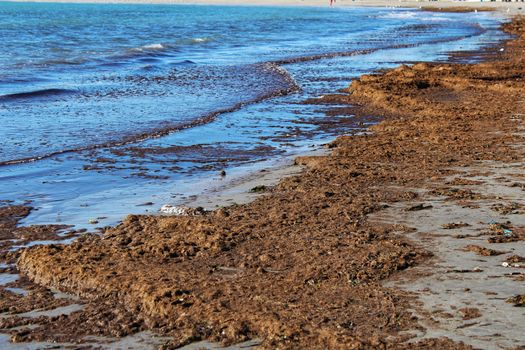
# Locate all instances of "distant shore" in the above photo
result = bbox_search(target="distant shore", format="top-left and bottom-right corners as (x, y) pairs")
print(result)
(4, 0), (525, 15)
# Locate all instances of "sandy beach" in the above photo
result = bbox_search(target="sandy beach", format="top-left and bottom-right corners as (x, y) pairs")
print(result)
(6, 0), (525, 15)
(0, 2), (524, 350)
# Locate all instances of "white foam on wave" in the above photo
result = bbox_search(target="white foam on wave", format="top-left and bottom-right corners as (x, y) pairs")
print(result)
(378, 11), (451, 22)
(191, 37), (211, 43)
(142, 43), (165, 50)
(131, 43), (165, 52)
(420, 15), (452, 22)
(377, 11), (417, 20)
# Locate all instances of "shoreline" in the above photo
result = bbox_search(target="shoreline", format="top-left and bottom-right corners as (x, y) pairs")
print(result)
(3, 3), (493, 231)
(0, 8), (523, 350)
(179, 149), (327, 211)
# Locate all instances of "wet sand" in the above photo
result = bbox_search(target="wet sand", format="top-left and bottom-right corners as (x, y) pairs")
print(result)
(372, 159), (525, 348)
(0, 10), (524, 350)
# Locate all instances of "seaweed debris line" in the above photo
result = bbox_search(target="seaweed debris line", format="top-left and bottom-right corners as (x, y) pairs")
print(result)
(3, 14), (525, 350)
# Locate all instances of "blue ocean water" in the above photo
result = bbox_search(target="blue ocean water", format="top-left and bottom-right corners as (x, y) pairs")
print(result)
(0, 2), (508, 227)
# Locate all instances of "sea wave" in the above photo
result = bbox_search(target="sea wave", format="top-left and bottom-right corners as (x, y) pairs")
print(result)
(419, 15), (453, 22)
(377, 11), (451, 22)
(0, 62), (300, 167)
(0, 88), (76, 101)
(131, 43), (167, 52)
(0, 23), (487, 166)
(40, 59), (86, 66)
(272, 22), (485, 65)
(174, 59), (197, 65)
(256, 62), (300, 94)
(376, 11), (417, 20)
(191, 37), (211, 43)
(176, 37), (215, 45)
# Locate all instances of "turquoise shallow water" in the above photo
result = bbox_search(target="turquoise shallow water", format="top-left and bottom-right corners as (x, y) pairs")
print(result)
(0, 2), (509, 227)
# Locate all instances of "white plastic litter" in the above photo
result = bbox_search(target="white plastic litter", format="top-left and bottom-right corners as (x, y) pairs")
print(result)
(159, 204), (190, 216)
